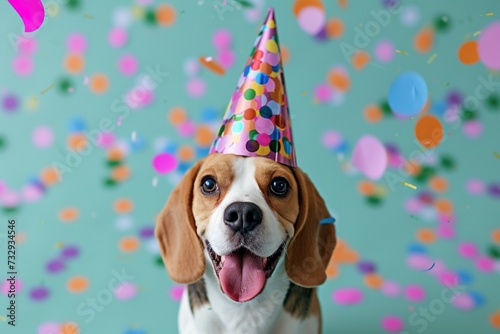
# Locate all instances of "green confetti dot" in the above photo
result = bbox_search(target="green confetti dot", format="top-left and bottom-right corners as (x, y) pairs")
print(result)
(244, 89), (256, 100)
(58, 78), (73, 94)
(366, 195), (382, 206)
(66, 0), (81, 10)
(0, 134), (6, 150)
(487, 245), (500, 259)
(462, 107), (477, 121)
(440, 155), (456, 170)
(235, 0), (254, 8)
(249, 129), (259, 140)
(413, 166), (436, 183)
(104, 178), (117, 187)
(434, 14), (451, 32)
(380, 100), (392, 116)
(486, 94), (499, 110)
(107, 160), (122, 168)
(3, 207), (19, 213)
(155, 255), (164, 266)
(144, 9), (156, 25)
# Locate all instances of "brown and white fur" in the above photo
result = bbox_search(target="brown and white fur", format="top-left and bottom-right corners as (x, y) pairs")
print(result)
(155, 153), (336, 334)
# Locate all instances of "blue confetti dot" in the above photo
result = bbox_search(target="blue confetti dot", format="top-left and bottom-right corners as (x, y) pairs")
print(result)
(196, 146), (210, 157)
(456, 269), (473, 285)
(130, 134), (147, 152)
(407, 243), (427, 254)
(468, 291), (485, 307)
(161, 142), (178, 154)
(177, 162), (192, 174)
(68, 117), (86, 132)
(123, 329), (146, 334)
(333, 140), (349, 153)
(200, 107), (219, 122)
(431, 100), (447, 117)
(388, 72), (428, 117)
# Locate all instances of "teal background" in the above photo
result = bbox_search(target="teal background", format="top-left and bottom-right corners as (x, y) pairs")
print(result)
(0, 0), (499, 333)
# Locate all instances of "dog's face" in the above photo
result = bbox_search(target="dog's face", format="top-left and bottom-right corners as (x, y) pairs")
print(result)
(155, 153), (336, 303)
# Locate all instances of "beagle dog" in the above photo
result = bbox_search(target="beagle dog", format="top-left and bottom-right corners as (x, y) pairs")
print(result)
(155, 153), (336, 334)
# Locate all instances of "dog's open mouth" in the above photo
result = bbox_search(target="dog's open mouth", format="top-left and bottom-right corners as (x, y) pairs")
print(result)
(206, 241), (285, 302)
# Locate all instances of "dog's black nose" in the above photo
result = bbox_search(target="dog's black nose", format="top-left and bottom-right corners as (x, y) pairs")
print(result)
(224, 202), (262, 233)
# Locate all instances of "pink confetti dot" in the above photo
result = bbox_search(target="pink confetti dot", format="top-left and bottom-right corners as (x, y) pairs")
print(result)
(458, 242), (478, 259)
(97, 132), (115, 148)
(152, 153), (177, 174)
(453, 294), (475, 310)
(332, 288), (363, 305)
(466, 179), (485, 195)
(67, 33), (87, 54)
(407, 254), (433, 271)
(32, 126), (54, 148)
(405, 197), (423, 213)
(404, 284), (425, 302)
(374, 40), (395, 63)
(462, 120), (483, 138)
(0, 191), (20, 207)
(114, 282), (137, 300)
(37, 322), (61, 334)
(297, 6), (325, 35)
(381, 281), (400, 297)
(213, 29), (232, 49)
(169, 285), (185, 301)
(475, 256), (495, 272)
(12, 55), (33, 76)
(22, 184), (43, 202)
(478, 21), (500, 70)
(126, 87), (154, 109)
(314, 83), (333, 103)
(1, 278), (22, 294)
(108, 27), (128, 48)
(381, 315), (404, 333)
(217, 49), (236, 68)
(118, 54), (138, 76)
(437, 224), (455, 239)
(184, 58), (200, 76)
(322, 131), (343, 149)
(178, 120), (197, 137)
(438, 271), (459, 287)
(18, 37), (38, 54)
(186, 78), (206, 98)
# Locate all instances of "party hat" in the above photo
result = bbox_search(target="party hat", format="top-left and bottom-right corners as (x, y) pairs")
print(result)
(209, 7), (297, 167)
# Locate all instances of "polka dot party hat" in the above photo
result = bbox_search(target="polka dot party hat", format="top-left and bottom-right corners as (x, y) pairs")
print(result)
(209, 7), (297, 167)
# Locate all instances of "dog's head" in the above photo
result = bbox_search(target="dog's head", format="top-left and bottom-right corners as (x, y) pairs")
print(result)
(155, 153), (336, 302)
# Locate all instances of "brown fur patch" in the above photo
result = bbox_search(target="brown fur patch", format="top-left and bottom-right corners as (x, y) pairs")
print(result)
(187, 278), (210, 313)
(282, 282), (313, 320)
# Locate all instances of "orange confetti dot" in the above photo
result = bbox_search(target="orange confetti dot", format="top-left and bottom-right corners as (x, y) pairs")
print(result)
(328, 69), (350, 92)
(178, 145), (195, 162)
(156, 4), (176, 26)
(414, 27), (434, 54)
(492, 229), (500, 245)
(417, 228), (436, 244)
(67, 276), (89, 293)
(415, 115), (443, 149)
(326, 18), (344, 39)
(199, 56), (225, 76)
(107, 148), (124, 162)
(326, 264), (338, 278)
(111, 165), (131, 182)
(435, 198), (453, 215)
(428, 176), (448, 193)
(352, 51), (370, 70)
(89, 73), (109, 94)
(59, 208), (79, 223)
(114, 198), (133, 213)
(357, 180), (377, 196)
(490, 311), (500, 329)
(281, 45), (290, 64)
(292, 0), (324, 17)
(363, 104), (383, 123)
(338, 0), (348, 8)
(64, 54), (85, 74)
(457, 40), (479, 65)
(40, 167), (61, 186)
(195, 125), (214, 147)
(60, 322), (80, 334)
(67, 133), (87, 151)
(364, 273), (383, 289)
(169, 107), (187, 126)
(403, 160), (422, 177)
(332, 239), (359, 263)
(119, 236), (140, 253)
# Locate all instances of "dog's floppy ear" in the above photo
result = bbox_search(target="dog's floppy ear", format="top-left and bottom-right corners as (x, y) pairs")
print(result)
(155, 159), (205, 284)
(285, 168), (337, 287)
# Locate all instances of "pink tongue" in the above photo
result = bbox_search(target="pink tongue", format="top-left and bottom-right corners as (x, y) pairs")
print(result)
(219, 250), (266, 302)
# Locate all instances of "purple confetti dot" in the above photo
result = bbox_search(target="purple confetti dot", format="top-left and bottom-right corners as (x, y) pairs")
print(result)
(46, 259), (65, 273)
(488, 183), (500, 198)
(2, 94), (19, 112)
(383, 0), (399, 8)
(357, 261), (376, 274)
(30, 286), (49, 301)
(139, 226), (155, 239)
(418, 191), (434, 205)
(446, 90), (463, 107)
(61, 245), (79, 259)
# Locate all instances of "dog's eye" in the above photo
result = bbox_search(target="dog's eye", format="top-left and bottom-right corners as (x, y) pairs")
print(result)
(270, 177), (289, 196)
(201, 177), (218, 194)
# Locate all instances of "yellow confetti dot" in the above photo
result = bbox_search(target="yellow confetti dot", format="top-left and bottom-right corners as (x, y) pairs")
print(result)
(485, 12), (494, 16)
(427, 53), (437, 64)
(473, 30), (481, 37)
(265, 40), (278, 53)
(396, 49), (409, 55)
(401, 182), (417, 190)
